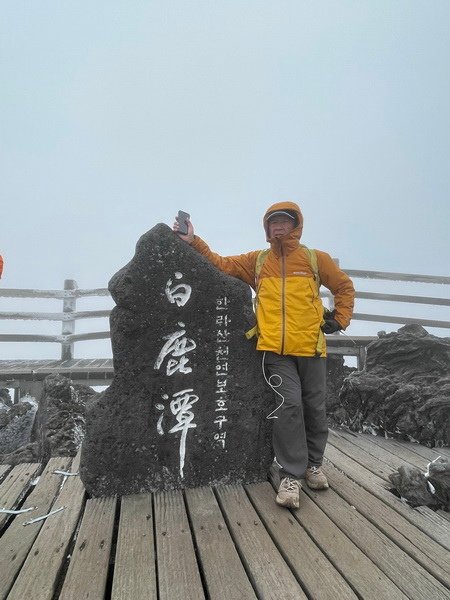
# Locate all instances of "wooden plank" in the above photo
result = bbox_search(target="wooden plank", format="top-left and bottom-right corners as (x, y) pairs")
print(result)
(0, 334), (61, 343)
(351, 312), (450, 328)
(328, 430), (396, 482)
(245, 482), (357, 600)
(61, 280), (77, 361)
(0, 457), (71, 600)
(89, 359), (104, 368)
(325, 335), (377, 346)
(58, 359), (81, 368)
(73, 358), (93, 367)
(346, 433), (439, 471)
(288, 485), (408, 599)
(111, 494), (156, 600)
(0, 463), (41, 529)
(321, 462), (450, 587)
(7, 453), (86, 600)
(215, 484), (308, 599)
(414, 505), (450, 531)
(434, 446), (450, 459)
(0, 334), (114, 347)
(0, 359), (113, 378)
(303, 482), (450, 599)
(184, 486), (256, 600)
(154, 490), (205, 600)
(325, 444), (450, 551)
(343, 269), (450, 285)
(0, 287), (109, 299)
(354, 291), (450, 305)
(364, 434), (443, 462)
(330, 430), (415, 471)
(59, 496), (117, 600)
(0, 288), (68, 299)
(68, 331), (111, 342)
(438, 510), (450, 523)
(0, 464), (11, 482)
(75, 287), (110, 297)
(0, 310), (111, 321)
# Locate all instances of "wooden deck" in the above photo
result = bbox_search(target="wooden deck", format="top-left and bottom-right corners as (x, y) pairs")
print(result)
(0, 430), (449, 600)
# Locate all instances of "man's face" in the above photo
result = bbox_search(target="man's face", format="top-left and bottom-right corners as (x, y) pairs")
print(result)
(268, 215), (295, 239)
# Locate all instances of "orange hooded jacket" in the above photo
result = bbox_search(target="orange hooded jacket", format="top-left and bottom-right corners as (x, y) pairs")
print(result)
(191, 201), (355, 357)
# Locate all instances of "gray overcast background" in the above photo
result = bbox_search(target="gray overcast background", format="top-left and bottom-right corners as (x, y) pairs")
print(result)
(1, 1), (449, 361)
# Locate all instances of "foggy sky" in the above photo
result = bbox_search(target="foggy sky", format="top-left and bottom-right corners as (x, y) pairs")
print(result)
(1, 1), (449, 360)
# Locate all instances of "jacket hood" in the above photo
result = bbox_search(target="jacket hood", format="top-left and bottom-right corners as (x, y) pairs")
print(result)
(263, 201), (303, 251)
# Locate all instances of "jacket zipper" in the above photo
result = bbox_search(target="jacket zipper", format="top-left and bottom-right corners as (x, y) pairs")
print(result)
(280, 247), (286, 354)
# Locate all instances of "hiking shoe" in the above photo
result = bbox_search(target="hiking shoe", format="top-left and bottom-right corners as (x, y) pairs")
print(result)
(305, 466), (329, 490)
(276, 477), (301, 508)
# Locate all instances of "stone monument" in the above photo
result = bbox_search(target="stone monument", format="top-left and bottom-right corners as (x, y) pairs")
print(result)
(80, 224), (273, 496)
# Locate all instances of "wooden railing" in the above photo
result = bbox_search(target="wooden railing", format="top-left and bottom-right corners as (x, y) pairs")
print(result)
(342, 269), (450, 329)
(0, 270), (449, 363)
(0, 280), (111, 360)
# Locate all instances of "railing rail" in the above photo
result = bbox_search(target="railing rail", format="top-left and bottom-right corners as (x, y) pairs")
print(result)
(343, 269), (450, 285)
(0, 270), (449, 361)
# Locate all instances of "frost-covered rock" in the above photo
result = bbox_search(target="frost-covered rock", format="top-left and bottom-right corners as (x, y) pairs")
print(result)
(0, 396), (37, 455)
(339, 324), (450, 446)
(388, 457), (450, 510)
(33, 374), (95, 461)
(0, 375), (97, 464)
(0, 388), (12, 407)
(325, 355), (356, 425)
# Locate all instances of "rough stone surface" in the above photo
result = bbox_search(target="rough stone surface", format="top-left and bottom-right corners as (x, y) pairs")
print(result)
(0, 375), (94, 465)
(0, 442), (40, 466)
(80, 223), (273, 497)
(388, 465), (439, 508)
(427, 457), (450, 509)
(0, 397), (37, 455)
(0, 388), (12, 406)
(388, 458), (450, 510)
(339, 324), (450, 445)
(32, 374), (92, 462)
(325, 355), (355, 426)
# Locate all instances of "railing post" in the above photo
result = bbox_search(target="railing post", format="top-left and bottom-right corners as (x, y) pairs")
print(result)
(357, 346), (366, 371)
(61, 279), (77, 360)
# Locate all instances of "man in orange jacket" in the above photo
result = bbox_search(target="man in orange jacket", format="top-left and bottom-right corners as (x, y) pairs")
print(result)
(174, 201), (354, 508)
(0, 255), (3, 279)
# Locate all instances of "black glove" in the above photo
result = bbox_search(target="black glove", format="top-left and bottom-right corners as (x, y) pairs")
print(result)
(321, 318), (342, 334)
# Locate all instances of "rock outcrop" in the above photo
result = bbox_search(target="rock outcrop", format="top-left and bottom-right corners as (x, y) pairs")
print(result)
(325, 355), (356, 426)
(32, 374), (93, 462)
(0, 388), (12, 406)
(389, 457), (450, 510)
(339, 324), (450, 446)
(0, 375), (95, 465)
(0, 395), (37, 456)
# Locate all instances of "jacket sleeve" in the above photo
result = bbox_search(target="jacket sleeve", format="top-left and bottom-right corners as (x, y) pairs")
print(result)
(191, 236), (259, 288)
(0, 255), (3, 279)
(317, 251), (355, 329)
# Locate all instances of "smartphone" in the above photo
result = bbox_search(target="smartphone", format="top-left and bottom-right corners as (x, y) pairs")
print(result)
(176, 210), (190, 235)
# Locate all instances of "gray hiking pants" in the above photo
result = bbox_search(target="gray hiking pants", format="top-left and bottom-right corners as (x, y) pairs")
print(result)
(263, 352), (328, 479)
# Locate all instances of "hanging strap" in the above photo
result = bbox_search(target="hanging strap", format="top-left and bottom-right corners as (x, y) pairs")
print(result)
(245, 249), (269, 339)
